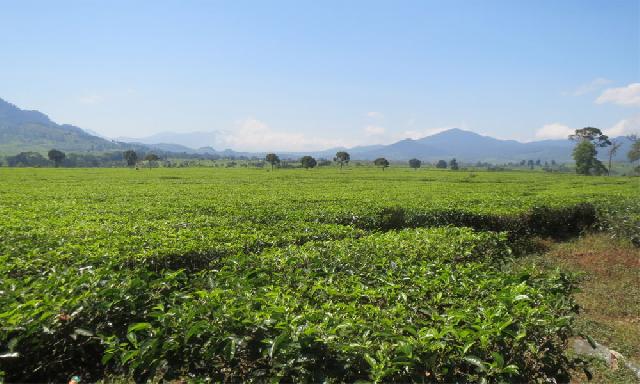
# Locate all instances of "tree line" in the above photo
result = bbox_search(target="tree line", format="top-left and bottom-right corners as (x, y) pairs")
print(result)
(2, 134), (639, 174)
(569, 127), (640, 176)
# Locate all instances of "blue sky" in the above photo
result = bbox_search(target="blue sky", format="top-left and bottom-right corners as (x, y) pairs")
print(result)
(1, 0), (638, 151)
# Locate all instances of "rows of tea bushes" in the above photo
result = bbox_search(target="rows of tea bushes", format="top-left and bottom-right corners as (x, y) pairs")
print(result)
(1, 228), (578, 382)
(595, 197), (640, 246)
(0, 168), (637, 381)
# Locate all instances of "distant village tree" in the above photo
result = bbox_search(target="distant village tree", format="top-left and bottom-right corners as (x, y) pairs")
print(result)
(47, 149), (66, 167)
(300, 155), (317, 169)
(527, 160), (534, 169)
(449, 158), (459, 170)
(408, 158), (421, 170)
(436, 160), (447, 169)
(334, 151), (350, 169)
(265, 153), (280, 170)
(374, 157), (389, 171)
(123, 150), (138, 167)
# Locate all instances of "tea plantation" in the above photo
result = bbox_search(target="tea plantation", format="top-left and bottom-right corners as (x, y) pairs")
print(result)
(0, 168), (638, 382)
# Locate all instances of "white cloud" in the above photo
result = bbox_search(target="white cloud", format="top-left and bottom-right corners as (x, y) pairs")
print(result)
(366, 111), (384, 119)
(607, 115), (640, 137)
(364, 125), (386, 136)
(596, 83), (640, 107)
(535, 123), (574, 140)
(220, 118), (346, 152)
(565, 78), (611, 96)
(533, 118), (640, 141)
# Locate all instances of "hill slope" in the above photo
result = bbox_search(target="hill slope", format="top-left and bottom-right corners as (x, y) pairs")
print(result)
(0, 98), (123, 154)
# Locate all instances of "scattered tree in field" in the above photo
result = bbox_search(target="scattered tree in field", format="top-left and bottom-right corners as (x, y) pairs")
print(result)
(144, 153), (160, 169)
(606, 139), (623, 176)
(47, 149), (66, 167)
(300, 155), (317, 169)
(374, 157), (389, 170)
(519, 160), (526, 166)
(408, 158), (421, 170)
(123, 150), (138, 167)
(6, 152), (49, 167)
(449, 158), (459, 170)
(572, 141), (606, 175)
(265, 153), (280, 170)
(334, 151), (350, 169)
(436, 160), (447, 169)
(569, 127), (610, 175)
(569, 127), (612, 148)
(527, 160), (534, 169)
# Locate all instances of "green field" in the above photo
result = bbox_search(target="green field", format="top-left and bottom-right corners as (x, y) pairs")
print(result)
(0, 168), (638, 382)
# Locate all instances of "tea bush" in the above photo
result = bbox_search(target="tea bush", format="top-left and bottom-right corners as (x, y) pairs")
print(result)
(0, 168), (636, 381)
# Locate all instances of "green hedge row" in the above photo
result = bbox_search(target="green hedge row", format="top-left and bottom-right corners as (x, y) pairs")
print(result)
(0, 228), (578, 383)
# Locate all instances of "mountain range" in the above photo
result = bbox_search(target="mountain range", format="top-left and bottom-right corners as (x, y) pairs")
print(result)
(0, 97), (634, 162)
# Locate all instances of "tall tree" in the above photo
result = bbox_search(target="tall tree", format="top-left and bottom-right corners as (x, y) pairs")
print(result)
(606, 139), (623, 176)
(569, 127), (612, 147)
(265, 153), (280, 170)
(374, 157), (389, 171)
(334, 151), (350, 169)
(569, 127), (610, 176)
(408, 158), (421, 170)
(449, 158), (459, 170)
(123, 150), (138, 167)
(300, 155), (317, 169)
(572, 141), (606, 175)
(436, 160), (447, 169)
(47, 149), (66, 167)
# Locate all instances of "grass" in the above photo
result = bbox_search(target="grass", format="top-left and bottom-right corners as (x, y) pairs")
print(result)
(515, 233), (640, 382)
